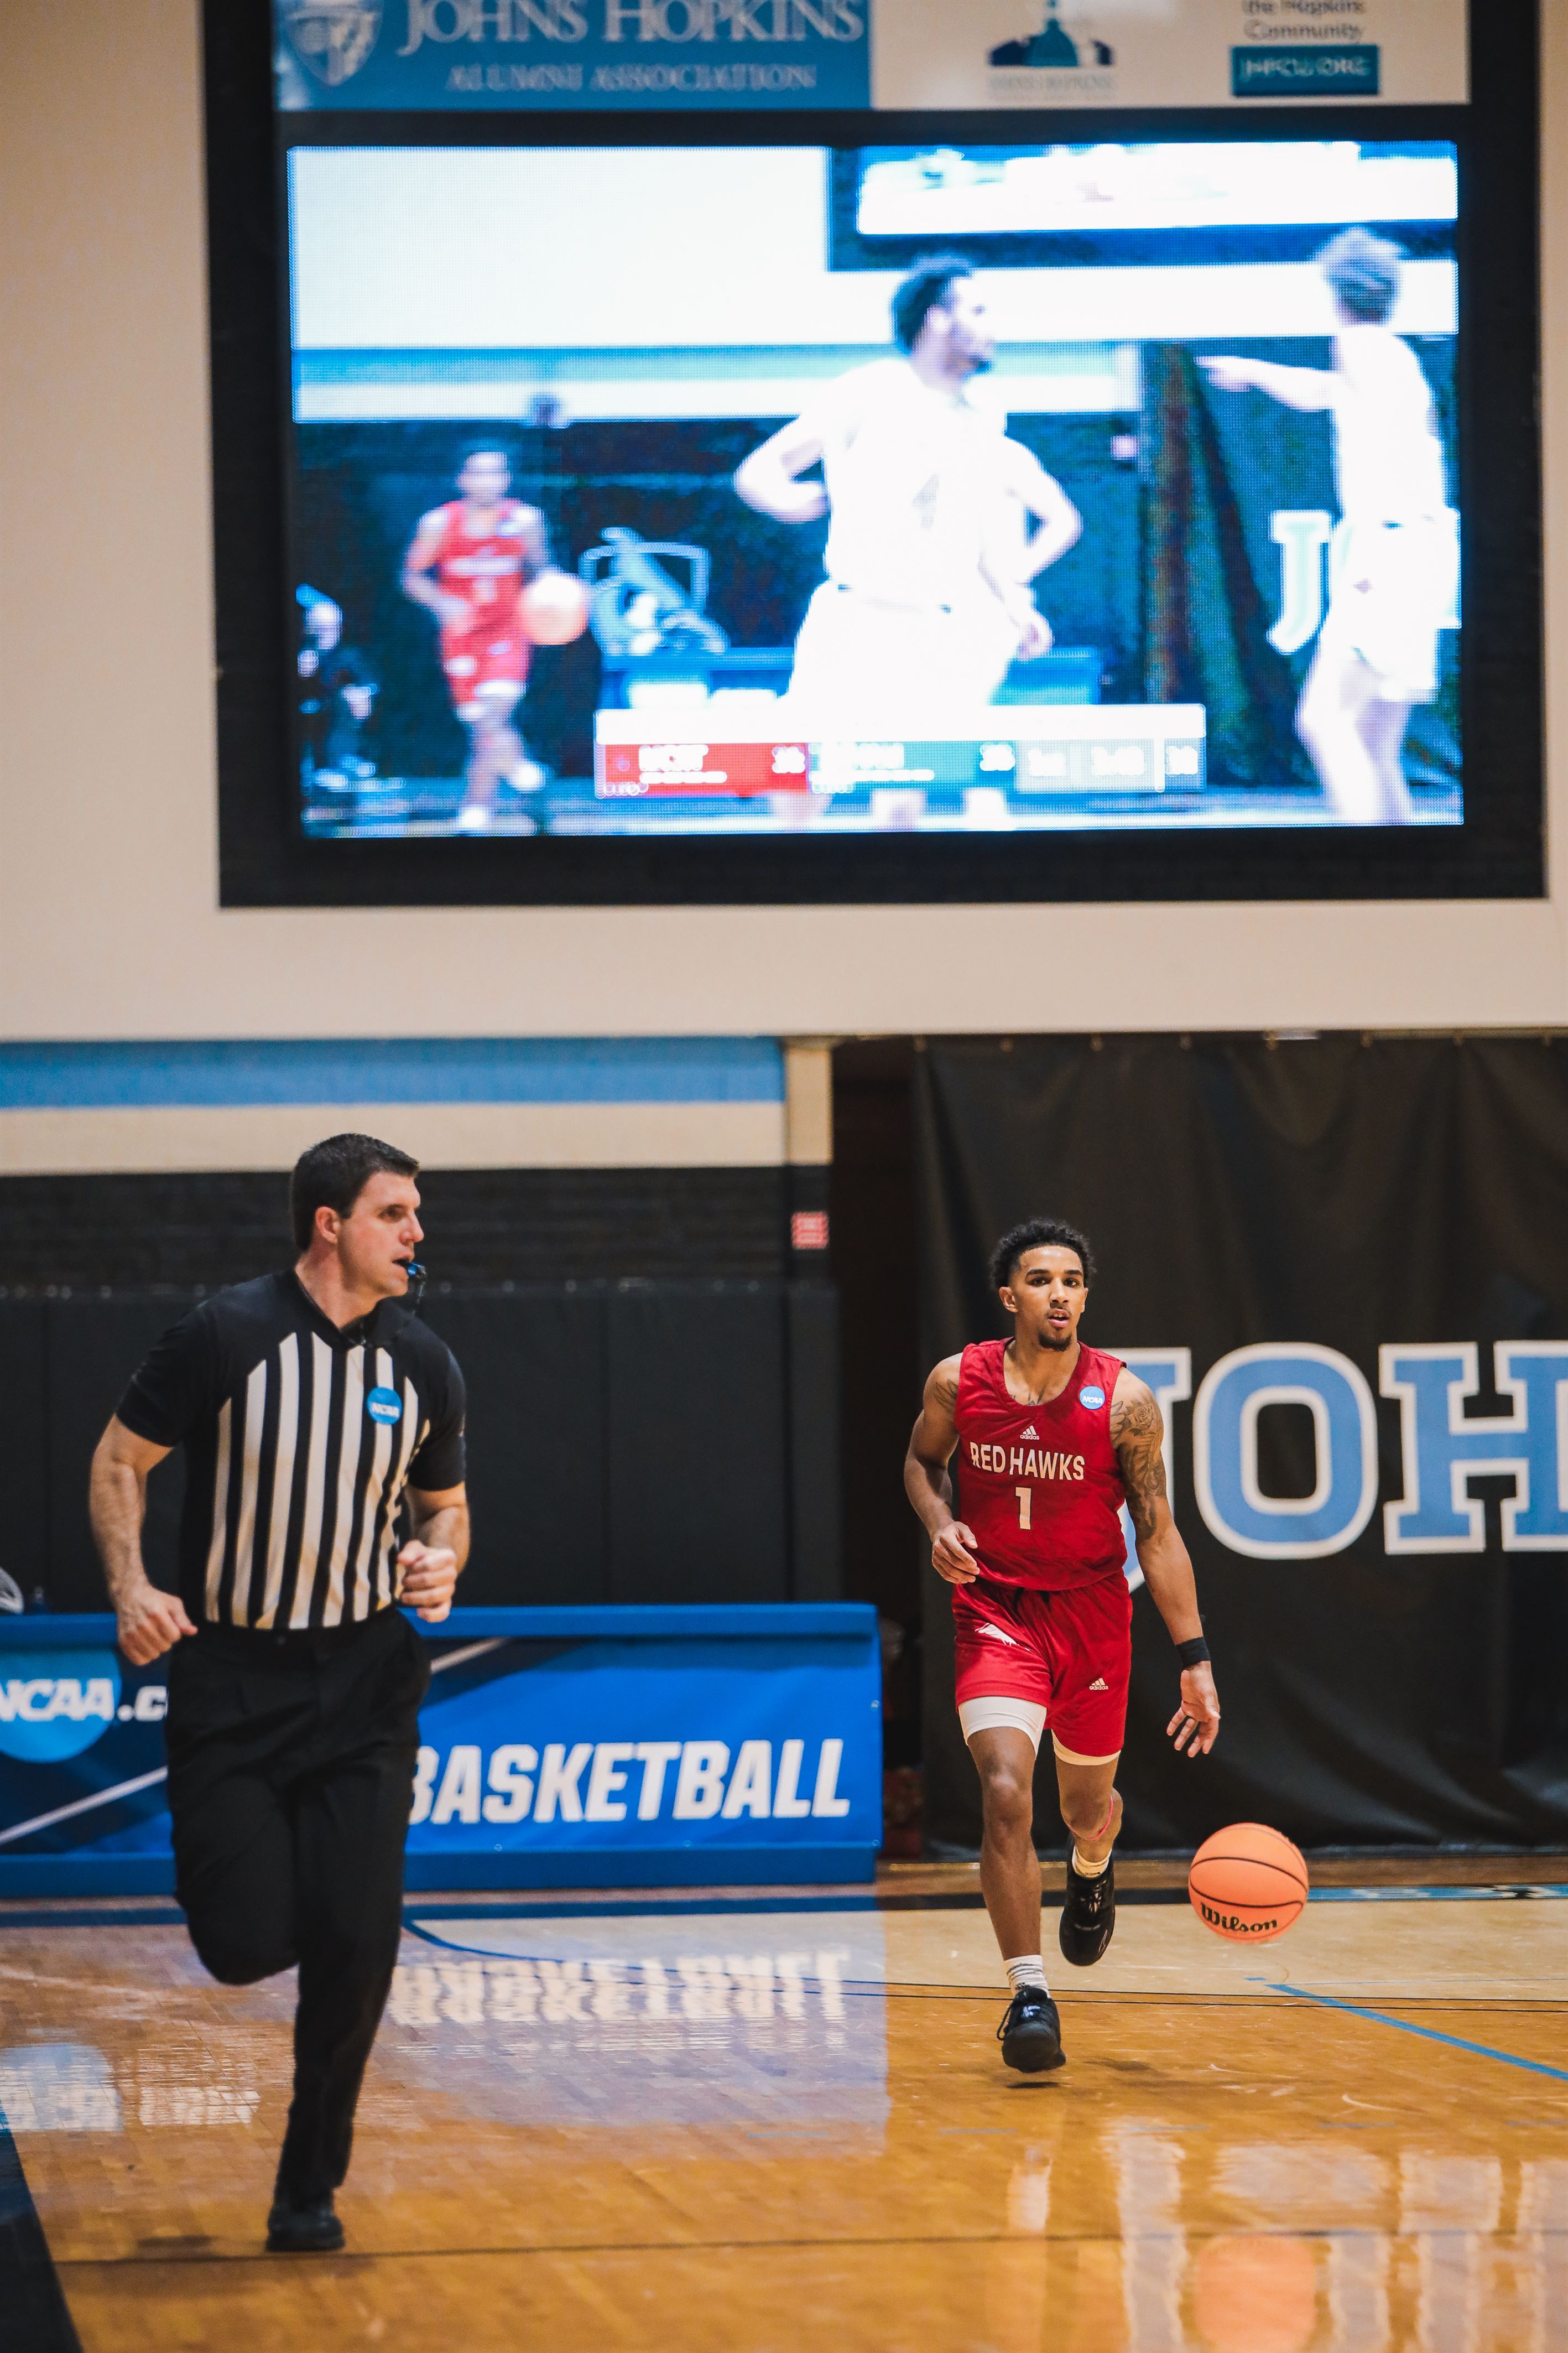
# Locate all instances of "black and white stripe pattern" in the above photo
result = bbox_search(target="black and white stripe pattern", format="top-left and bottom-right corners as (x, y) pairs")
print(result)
(204, 1336), (429, 1630)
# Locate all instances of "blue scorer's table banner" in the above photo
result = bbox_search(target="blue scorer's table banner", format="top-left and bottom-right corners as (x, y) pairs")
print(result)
(0, 1606), (882, 1897)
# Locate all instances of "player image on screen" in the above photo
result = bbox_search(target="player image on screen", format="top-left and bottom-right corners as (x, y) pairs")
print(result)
(734, 257), (1082, 720)
(289, 141), (1462, 839)
(1200, 230), (1457, 827)
(400, 444), (549, 835)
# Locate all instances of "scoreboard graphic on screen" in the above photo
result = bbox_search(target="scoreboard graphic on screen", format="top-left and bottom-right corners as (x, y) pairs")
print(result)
(592, 708), (1209, 831)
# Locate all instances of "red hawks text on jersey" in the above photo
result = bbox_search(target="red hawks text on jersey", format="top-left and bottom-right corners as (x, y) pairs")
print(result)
(428, 500), (534, 618)
(953, 1341), (1128, 1592)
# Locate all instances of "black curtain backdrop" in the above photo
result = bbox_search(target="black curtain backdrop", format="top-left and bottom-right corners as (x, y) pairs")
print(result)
(915, 1034), (1568, 1856)
(1, 1282), (839, 1616)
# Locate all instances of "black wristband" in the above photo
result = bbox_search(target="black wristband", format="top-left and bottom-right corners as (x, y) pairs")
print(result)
(1176, 1637), (1211, 1669)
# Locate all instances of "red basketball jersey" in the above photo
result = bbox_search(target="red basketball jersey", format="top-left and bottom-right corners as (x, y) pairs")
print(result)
(953, 1340), (1127, 1592)
(427, 500), (534, 621)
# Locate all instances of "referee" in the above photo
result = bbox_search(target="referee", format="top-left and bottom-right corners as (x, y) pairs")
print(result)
(88, 1134), (468, 2253)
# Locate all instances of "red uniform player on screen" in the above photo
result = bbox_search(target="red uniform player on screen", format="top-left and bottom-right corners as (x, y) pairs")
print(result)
(401, 444), (550, 836)
(904, 1217), (1222, 2077)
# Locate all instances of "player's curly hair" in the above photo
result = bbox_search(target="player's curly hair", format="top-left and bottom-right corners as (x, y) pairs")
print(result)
(892, 254), (975, 354)
(1318, 227), (1403, 325)
(989, 1217), (1097, 1294)
(456, 438), (514, 472)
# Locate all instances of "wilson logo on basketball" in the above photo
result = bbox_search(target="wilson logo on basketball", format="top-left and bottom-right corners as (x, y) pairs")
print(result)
(1197, 1904), (1279, 1936)
(1187, 1822), (1309, 1946)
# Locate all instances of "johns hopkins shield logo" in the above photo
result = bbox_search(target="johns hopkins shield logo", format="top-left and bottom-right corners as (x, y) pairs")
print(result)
(280, 0), (382, 86)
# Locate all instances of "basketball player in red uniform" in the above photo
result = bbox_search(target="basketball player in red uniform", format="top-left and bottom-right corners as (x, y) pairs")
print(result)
(904, 1218), (1221, 2074)
(401, 444), (549, 835)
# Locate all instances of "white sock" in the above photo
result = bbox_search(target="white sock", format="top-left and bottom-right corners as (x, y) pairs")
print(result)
(1006, 1955), (1049, 1994)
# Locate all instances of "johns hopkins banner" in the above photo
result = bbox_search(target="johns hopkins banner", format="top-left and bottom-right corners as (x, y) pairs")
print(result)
(273, 0), (1468, 113)
(0, 1606), (881, 1895)
(915, 1035), (1568, 1855)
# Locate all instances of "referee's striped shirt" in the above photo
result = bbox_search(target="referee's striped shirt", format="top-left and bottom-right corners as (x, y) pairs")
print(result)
(116, 1271), (466, 1632)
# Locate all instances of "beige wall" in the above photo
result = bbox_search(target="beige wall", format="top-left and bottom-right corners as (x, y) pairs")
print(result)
(2, 0), (1564, 1046)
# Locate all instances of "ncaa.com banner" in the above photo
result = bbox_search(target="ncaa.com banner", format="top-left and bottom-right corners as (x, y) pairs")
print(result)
(273, 0), (1468, 113)
(0, 1606), (882, 1896)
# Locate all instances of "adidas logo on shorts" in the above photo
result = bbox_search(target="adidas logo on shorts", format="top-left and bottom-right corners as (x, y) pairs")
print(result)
(1088, 1677), (1108, 1691)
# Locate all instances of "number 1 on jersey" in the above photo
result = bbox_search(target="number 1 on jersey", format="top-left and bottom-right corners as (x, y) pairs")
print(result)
(1015, 1486), (1032, 1531)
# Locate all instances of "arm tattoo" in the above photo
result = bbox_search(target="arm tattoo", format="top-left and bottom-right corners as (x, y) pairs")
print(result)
(1111, 1387), (1167, 1542)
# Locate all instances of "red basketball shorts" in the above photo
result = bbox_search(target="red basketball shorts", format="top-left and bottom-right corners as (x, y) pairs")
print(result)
(952, 1573), (1132, 1762)
(441, 621), (528, 718)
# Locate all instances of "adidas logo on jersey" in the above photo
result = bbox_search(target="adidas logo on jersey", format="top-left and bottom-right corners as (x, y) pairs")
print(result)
(1022, 1425), (1040, 1439)
(1088, 1677), (1108, 1691)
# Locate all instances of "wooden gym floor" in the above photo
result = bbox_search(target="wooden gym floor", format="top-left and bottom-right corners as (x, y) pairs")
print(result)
(5, 1862), (1568, 2350)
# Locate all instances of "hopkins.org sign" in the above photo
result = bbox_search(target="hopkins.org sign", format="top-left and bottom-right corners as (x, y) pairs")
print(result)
(274, 0), (872, 112)
(0, 1606), (881, 1895)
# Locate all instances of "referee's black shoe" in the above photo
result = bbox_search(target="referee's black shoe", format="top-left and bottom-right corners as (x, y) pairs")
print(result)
(1059, 1852), (1117, 1967)
(997, 1986), (1065, 2073)
(266, 2191), (345, 2254)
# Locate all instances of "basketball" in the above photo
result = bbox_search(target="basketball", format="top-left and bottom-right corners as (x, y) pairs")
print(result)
(1188, 1824), (1309, 1943)
(518, 570), (589, 645)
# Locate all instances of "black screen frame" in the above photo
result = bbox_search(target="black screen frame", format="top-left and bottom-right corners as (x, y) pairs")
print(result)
(209, 0), (1542, 907)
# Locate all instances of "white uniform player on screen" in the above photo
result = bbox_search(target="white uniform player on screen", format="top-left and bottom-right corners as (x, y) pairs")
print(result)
(734, 259), (1081, 723)
(1201, 229), (1456, 828)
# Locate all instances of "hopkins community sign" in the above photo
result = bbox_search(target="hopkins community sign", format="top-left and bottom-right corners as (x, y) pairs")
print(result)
(272, 0), (1468, 112)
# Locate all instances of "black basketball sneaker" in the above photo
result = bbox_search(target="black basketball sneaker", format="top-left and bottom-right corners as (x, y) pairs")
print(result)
(1058, 1853), (1117, 1966)
(997, 1986), (1065, 2073)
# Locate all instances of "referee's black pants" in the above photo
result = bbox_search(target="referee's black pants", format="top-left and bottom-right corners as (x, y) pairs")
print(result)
(165, 1607), (429, 2201)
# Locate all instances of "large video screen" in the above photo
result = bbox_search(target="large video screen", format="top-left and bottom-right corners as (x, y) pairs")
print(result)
(285, 138), (1460, 842)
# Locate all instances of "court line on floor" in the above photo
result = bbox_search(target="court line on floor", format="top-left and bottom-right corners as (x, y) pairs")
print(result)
(6, 1887), (1567, 1936)
(1264, 1984), (1568, 2080)
(401, 1918), (1002, 1998)
(50, 2219), (1568, 2273)
(0, 2098), (84, 2352)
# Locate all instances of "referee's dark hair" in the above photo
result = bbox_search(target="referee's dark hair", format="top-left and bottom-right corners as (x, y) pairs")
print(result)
(990, 1217), (1097, 1292)
(290, 1134), (421, 1251)
(892, 254), (975, 354)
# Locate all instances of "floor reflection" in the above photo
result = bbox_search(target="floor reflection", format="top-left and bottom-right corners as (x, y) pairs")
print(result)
(6, 1899), (1568, 2350)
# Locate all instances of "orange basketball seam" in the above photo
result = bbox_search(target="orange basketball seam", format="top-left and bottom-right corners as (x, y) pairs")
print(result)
(1187, 1856), (1309, 1890)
